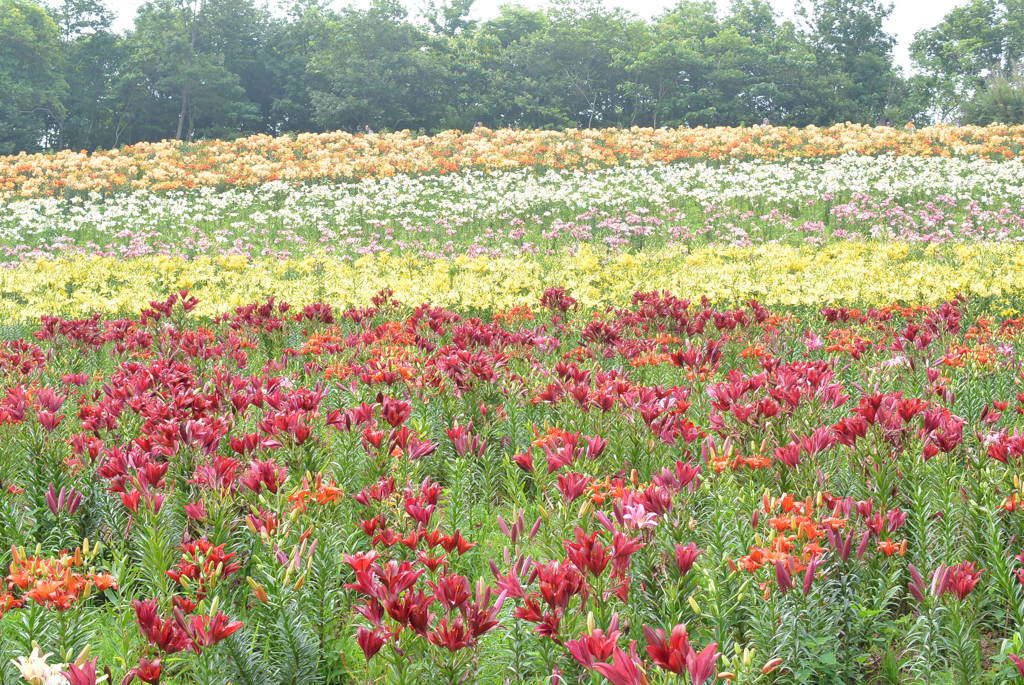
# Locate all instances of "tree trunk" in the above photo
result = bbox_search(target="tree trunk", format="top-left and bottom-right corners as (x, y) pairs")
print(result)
(176, 0), (199, 140)
(175, 86), (190, 140)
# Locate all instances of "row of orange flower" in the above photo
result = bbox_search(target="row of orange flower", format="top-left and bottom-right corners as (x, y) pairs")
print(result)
(3, 123), (1024, 198)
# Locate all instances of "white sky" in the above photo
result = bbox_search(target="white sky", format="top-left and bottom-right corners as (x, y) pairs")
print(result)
(106, 0), (967, 70)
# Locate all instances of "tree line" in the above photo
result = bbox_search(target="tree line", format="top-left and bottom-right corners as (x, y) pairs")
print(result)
(2, 0), (1024, 155)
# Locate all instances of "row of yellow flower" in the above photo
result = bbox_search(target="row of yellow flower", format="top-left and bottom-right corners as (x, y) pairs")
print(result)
(3, 123), (1024, 199)
(1, 243), (1021, 321)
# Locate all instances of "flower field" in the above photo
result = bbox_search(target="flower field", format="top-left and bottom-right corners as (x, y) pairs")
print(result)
(3, 125), (1024, 684)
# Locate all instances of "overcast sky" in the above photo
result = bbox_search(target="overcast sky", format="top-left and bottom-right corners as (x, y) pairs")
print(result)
(106, 0), (967, 70)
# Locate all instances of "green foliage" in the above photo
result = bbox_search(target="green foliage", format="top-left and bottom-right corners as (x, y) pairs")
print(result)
(0, 0), (66, 154)
(962, 70), (1024, 124)
(0, 0), (956, 153)
(911, 0), (1024, 120)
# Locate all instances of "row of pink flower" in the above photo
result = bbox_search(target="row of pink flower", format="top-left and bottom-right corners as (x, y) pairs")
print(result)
(2, 194), (1022, 265)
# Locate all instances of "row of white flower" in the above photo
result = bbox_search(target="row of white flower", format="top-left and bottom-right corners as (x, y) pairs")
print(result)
(1, 155), (1023, 248)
